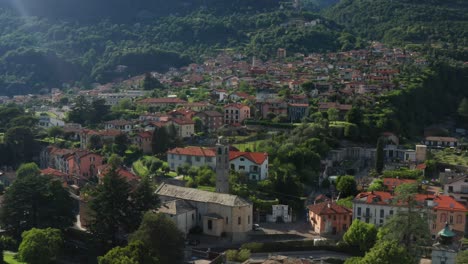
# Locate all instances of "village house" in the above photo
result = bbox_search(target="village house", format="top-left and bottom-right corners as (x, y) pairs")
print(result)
(444, 176), (468, 204)
(256, 99), (288, 119)
(98, 90), (146, 106)
(224, 103), (250, 125)
(167, 146), (269, 181)
(67, 151), (104, 183)
(194, 110), (224, 133)
(133, 131), (153, 154)
(424, 136), (459, 148)
(318, 102), (352, 120)
(156, 183), (253, 241)
(352, 191), (468, 238)
(172, 118), (195, 138)
(288, 103), (309, 122)
(137, 97), (187, 108)
(97, 164), (139, 186)
(308, 201), (353, 236)
(38, 113), (65, 128)
(104, 120), (134, 133)
(80, 129), (123, 149)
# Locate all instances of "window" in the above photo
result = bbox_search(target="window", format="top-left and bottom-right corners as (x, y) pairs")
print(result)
(333, 215), (336, 221)
(208, 220), (213, 230)
(238, 217), (241, 225)
(389, 210), (393, 216)
(357, 207), (361, 216)
(240, 158), (245, 161)
(192, 214), (194, 220)
(448, 186), (454, 193)
(239, 166), (245, 170)
(380, 209), (384, 218)
(231, 164), (235, 170)
(248, 215), (250, 224)
(195, 156), (201, 162)
(226, 217), (229, 224)
(206, 157), (212, 162)
(457, 215), (463, 224)
(365, 208), (370, 217)
(450, 215), (454, 224)
(343, 224), (347, 231)
(440, 213), (447, 223)
(179, 155), (182, 160)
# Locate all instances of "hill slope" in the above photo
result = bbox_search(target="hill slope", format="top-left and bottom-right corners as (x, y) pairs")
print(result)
(325, 0), (468, 55)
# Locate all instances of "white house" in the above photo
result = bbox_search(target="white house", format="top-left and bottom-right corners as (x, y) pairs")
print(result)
(38, 113), (65, 128)
(424, 137), (459, 148)
(229, 151), (268, 181)
(104, 120), (134, 133)
(167, 147), (216, 171)
(167, 147), (269, 181)
(267, 204), (292, 223)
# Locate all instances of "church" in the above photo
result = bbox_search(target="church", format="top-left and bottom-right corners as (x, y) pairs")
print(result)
(156, 138), (253, 242)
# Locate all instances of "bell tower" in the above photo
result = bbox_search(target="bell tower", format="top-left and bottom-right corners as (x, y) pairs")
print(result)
(215, 137), (230, 193)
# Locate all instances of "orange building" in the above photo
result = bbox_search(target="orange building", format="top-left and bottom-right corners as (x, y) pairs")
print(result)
(425, 194), (468, 238)
(308, 202), (352, 236)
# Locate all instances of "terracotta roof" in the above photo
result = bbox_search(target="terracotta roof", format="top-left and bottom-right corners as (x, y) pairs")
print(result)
(156, 183), (251, 207)
(137, 131), (152, 138)
(172, 118), (195, 125)
(167, 146), (216, 157)
(105, 119), (133, 126)
(428, 195), (468, 212)
(138, 98), (187, 104)
(41, 168), (67, 178)
(229, 151), (268, 165)
(224, 103), (249, 109)
(98, 164), (139, 183)
(307, 202), (352, 216)
(354, 191), (394, 205)
(425, 136), (458, 142)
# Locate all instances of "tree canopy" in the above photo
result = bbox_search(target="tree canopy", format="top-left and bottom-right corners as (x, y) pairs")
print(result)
(17, 228), (63, 264)
(343, 219), (377, 254)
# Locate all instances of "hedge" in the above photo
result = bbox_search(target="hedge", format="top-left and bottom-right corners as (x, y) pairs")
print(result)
(240, 240), (358, 255)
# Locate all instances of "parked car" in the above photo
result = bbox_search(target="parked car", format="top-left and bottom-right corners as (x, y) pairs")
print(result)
(252, 224), (261, 231)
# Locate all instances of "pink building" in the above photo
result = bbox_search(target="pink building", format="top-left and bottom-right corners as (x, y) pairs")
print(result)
(308, 201), (352, 236)
(224, 103), (250, 125)
(67, 151), (103, 182)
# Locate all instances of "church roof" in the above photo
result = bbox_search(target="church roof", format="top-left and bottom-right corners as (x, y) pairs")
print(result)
(155, 183), (251, 207)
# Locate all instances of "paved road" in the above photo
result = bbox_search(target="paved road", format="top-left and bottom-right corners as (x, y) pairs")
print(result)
(250, 250), (351, 261)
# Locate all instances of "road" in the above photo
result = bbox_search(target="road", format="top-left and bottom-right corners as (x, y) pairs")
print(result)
(250, 250), (351, 261)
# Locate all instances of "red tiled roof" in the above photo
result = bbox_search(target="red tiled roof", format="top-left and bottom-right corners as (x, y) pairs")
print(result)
(138, 98), (187, 104)
(167, 147), (216, 157)
(98, 164), (139, 182)
(229, 151), (268, 165)
(172, 118), (195, 125)
(428, 195), (468, 212)
(307, 202), (352, 216)
(41, 168), (67, 178)
(425, 136), (458, 142)
(224, 103), (249, 109)
(137, 131), (152, 139)
(354, 191), (394, 205)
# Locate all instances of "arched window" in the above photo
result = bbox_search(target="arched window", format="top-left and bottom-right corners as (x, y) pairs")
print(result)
(440, 213), (447, 223)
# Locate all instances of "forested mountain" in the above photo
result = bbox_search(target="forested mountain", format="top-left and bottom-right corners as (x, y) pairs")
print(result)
(325, 0), (468, 58)
(0, 0), (356, 95)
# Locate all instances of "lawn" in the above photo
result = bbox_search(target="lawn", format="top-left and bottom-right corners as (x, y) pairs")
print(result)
(132, 160), (149, 177)
(4, 252), (25, 264)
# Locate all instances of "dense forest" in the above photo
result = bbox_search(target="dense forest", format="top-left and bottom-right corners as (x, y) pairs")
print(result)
(325, 0), (468, 59)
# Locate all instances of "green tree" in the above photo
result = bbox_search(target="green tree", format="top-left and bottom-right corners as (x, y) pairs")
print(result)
(4, 126), (36, 164)
(343, 219), (377, 254)
(346, 106), (363, 125)
(17, 228), (63, 264)
(375, 137), (385, 174)
(47, 126), (64, 143)
(142, 72), (163, 90)
(151, 126), (170, 155)
(113, 133), (129, 156)
(360, 240), (412, 264)
(327, 108), (339, 121)
(16, 162), (40, 179)
(89, 166), (133, 247)
(457, 98), (468, 118)
(193, 117), (203, 133)
(1, 165), (75, 236)
(130, 212), (185, 264)
(380, 183), (430, 257)
(68, 95), (92, 125)
(129, 177), (160, 231)
(88, 134), (103, 150)
(368, 179), (385, 191)
(98, 240), (157, 264)
(336, 175), (357, 197)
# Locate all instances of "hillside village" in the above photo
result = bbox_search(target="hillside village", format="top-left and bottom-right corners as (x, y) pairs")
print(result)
(1, 41), (468, 264)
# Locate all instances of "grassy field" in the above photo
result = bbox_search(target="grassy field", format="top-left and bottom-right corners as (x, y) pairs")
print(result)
(4, 252), (24, 264)
(233, 140), (266, 152)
